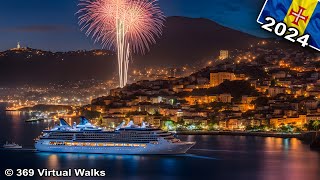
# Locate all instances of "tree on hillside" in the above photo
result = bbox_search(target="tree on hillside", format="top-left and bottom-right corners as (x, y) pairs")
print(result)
(312, 120), (320, 131)
(81, 110), (101, 120)
(252, 97), (269, 107)
(304, 120), (320, 131)
(190, 80), (259, 102)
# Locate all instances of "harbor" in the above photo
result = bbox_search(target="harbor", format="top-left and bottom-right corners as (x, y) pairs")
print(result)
(0, 108), (319, 179)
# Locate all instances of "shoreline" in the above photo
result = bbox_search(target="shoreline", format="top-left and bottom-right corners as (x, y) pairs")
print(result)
(175, 131), (318, 140)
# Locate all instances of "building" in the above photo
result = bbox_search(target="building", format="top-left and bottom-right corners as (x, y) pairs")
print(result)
(303, 99), (318, 110)
(182, 116), (209, 126)
(108, 106), (138, 114)
(218, 94), (233, 103)
(232, 103), (255, 112)
(219, 50), (229, 60)
(147, 116), (161, 128)
(10, 42), (22, 51)
(306, 115), (320, 122)
(269, 115), (307, 128)
(185, 95), (217, 105)
(272, 71), (286, 79)
(210, 72), (236, 87)
(131, 114), (148, 125)
(102, 115), (127, 129)
(241, 96), (257, 104)
(268, 86), (286, 97)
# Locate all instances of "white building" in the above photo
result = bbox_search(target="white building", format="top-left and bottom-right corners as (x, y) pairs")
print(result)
(219, 50), (229, 60)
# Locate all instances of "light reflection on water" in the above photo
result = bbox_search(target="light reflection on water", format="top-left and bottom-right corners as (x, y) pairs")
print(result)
(0, 109), (320, 179)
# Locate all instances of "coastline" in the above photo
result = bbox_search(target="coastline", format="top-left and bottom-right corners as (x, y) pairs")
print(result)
(176, 131), (318, 142)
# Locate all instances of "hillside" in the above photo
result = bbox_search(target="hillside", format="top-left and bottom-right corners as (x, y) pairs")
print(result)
(0, 16), (265, 85)
(134, 16), (262, 66)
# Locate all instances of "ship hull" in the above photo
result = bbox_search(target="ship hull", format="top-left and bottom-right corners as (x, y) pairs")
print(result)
(35, 140), (195, 155)
(3, 146), (22, 149)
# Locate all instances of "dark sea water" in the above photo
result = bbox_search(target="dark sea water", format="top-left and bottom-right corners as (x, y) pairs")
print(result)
(0, 103), (319, 180)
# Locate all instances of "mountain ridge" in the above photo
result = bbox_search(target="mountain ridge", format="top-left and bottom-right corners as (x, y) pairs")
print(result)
(0, 16), (265, 85)
(133, 16), (263, 66)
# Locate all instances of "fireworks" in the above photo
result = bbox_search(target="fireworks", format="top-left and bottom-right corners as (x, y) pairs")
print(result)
(77, 0), (165, 88)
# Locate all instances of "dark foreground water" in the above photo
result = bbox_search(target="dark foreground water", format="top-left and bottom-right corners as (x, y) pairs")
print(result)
(0, 105), (319, 180)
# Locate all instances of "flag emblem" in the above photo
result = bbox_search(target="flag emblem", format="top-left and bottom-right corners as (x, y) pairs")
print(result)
(289, 6), (308, 25)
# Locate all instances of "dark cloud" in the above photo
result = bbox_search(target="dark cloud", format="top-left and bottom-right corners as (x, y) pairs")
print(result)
(1, 25), (72, 33)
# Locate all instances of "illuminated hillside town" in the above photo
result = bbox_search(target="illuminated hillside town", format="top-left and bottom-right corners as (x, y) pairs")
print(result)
(2, 40), (320, 134)
(1, 0), (320, 179)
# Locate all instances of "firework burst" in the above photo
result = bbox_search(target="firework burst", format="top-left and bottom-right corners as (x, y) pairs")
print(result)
(77, 0), (165, 88)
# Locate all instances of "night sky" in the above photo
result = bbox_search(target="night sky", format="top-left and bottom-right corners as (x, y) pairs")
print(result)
(0, 0), (267, 51)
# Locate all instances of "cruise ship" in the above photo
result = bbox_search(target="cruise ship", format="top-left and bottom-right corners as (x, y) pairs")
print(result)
(35, 117), (195, 154)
